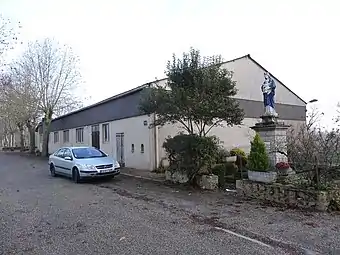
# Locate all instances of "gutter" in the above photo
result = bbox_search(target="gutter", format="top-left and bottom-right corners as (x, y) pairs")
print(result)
(153, 113), (159, 170)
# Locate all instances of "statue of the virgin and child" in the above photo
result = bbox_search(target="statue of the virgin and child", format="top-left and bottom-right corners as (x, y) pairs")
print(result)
(261, 72), (278, 117)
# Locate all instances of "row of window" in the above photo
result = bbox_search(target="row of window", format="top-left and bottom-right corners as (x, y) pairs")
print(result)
(54, 128), (84, 144)
(54, 124), (111, 144)
(53, 129), (146, 154)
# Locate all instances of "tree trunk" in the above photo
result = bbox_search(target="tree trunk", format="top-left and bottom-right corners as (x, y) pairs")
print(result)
(17, 123), (25, 152)
(26, 121), (36, 154)
(3, 134), (9, 147)
(42, 110), (53, 157)
(42, 121), (50, 157)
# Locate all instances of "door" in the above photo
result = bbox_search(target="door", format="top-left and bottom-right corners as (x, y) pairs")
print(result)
(59, 148), (73, 177)
(116, 133), (125, 167)
(91, 125), (100, 149)
(54, 148), (65, 174)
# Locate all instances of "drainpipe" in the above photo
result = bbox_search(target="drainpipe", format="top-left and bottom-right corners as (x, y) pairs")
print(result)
(153, 113), (159, 170)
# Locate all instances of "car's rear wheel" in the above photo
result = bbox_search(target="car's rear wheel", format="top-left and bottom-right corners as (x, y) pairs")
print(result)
(72, 167), (81, 183)
(50, 164), (57, 177)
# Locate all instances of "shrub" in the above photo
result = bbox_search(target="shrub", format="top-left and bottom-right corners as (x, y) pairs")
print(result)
(230, 148), (246, 158)
(247, 133), (270, 172)
(216, 148), (230, 163)
(212, 162), (238, 188)
(230, 147), (247, 169)
(163, 134), (220, 183)
(212, 163), (226, 188)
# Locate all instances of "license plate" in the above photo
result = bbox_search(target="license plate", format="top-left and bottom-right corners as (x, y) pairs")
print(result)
(100, 169), (112, 173)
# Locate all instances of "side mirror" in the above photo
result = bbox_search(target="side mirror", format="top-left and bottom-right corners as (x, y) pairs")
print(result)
(64, 156), (73, 161)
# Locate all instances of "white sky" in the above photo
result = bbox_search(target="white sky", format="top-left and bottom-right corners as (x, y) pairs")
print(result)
(1, 0), (339, 126)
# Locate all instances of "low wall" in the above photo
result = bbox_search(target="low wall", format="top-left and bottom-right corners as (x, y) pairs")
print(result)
(236, 180), (340, 211)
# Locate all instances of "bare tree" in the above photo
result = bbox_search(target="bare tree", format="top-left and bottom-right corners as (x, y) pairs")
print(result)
(0, 73), (15, 147)
(0, 66), (41, 152)
(1, 15), (21, 64)
(19, 38), (82, 156)
(277, 107), (340, 170)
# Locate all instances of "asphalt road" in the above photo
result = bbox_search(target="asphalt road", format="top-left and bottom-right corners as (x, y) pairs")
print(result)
(0, 153), (339, 255)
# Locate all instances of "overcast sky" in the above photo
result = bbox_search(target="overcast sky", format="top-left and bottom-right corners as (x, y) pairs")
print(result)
(1, 0), (339, 126)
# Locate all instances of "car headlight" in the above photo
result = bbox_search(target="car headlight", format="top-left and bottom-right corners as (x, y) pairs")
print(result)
(80, 164), (96, 171)
(114, 161), (120, 168)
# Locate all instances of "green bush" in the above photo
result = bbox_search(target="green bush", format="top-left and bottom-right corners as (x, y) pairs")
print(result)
(212, 163), (226, 188)
(247, 133), (269, 172)
(212, 162), (239, 188)
(230, 147), (247, 169)
(163, 134), (220, 183)
(216, 148), (230, 163)
(230, 148), (246, 158)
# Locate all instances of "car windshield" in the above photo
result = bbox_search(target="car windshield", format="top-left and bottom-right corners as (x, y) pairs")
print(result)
(72, 147), (107, 159)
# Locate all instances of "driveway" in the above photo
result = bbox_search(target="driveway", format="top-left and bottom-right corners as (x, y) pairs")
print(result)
(0, 153), (339, 254)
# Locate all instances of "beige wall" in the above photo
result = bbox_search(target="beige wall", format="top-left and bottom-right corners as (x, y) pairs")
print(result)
(151, 57), (305, 107)
(221, 56), (305, 106)
(47, 115), (156, 170)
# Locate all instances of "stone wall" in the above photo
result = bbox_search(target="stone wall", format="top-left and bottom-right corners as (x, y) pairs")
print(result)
(236, 180), (340, 211)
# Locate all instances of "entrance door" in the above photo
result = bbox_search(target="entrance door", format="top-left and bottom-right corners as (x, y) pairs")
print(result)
(91, 125), (100, 149)
(116, 133), (125, 167)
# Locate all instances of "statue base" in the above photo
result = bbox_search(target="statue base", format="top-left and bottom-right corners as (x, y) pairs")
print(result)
(251, 115), (291, 167)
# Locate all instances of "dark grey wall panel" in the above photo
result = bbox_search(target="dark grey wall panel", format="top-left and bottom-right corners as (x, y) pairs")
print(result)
(48, 89), (306, 132)
(237, 99), (306, 121)
(49, 89), (144, 132)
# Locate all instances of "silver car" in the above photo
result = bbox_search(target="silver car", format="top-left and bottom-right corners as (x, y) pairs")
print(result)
(48, 146), (120, 183)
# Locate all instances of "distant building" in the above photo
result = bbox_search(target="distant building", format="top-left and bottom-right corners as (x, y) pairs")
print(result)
(35, 54), (306, 170)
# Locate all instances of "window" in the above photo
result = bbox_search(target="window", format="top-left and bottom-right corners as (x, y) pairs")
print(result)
(141, 144), (144, 153)
(63, 130), (69, 143)
(102, 124), (110, 142)
(131, 144), (135, 153)
(53, 132), (59, 143)
(64, 148), (72, 158)
(76, 128), (84, 143)
(53, 148), (61, 156)
(56, 148), (65, 158)
(72, 147), (106, 159)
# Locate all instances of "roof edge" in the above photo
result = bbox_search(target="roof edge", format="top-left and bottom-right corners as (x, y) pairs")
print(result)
(245, 54), (307, 105)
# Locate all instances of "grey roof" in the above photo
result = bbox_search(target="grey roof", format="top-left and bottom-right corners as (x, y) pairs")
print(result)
(48, 85), (148, 132)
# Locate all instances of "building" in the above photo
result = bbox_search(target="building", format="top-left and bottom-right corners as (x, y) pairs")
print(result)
(1, 125), (30, 149)
(35, 54), (306, 170)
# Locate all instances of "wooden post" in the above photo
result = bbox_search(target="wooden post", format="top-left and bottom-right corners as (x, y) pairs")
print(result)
(315, 155), (320, 189)
(239, 155), (243, 180)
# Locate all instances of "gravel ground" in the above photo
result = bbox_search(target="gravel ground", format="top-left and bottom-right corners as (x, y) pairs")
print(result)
(0, 153), (340, 255)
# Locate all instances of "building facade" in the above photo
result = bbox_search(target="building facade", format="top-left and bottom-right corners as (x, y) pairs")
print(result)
(36, 55), (306, 170)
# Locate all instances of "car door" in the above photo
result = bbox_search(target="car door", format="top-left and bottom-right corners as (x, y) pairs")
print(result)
(59, 148), (73, 177)
(54, 148), (66, 174)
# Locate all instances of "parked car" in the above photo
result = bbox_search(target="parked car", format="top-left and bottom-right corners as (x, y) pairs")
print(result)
(48, 146), (120, 183)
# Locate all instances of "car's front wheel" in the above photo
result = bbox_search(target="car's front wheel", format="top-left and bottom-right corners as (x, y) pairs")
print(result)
(72, 167), (81, 183)
(50, 164), (57, 177)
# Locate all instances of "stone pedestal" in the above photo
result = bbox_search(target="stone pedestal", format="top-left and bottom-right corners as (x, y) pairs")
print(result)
(251, 116), (290, 167)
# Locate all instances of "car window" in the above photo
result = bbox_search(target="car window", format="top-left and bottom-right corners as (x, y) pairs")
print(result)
(53, 149), (61, 156)
(64, 149), (72, 158)
(56, 148), (65, 158)
(72, 147), (107, 159)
